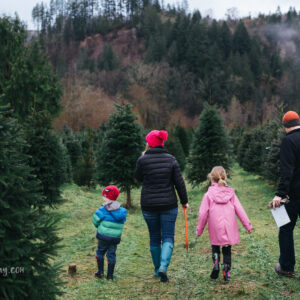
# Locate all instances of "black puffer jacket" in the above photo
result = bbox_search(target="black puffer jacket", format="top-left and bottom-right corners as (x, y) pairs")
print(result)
(135, 147), (188, 211)
(276, 128), (300, 201)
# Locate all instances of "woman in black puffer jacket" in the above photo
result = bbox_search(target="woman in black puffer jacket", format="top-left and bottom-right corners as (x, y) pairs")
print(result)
(135, 130), (188, 282)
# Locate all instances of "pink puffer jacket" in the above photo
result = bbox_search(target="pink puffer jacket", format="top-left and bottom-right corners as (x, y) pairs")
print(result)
(196, 183), (252, 246)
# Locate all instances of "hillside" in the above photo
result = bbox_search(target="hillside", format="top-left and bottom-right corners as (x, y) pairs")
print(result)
(31, 1), (300, 130)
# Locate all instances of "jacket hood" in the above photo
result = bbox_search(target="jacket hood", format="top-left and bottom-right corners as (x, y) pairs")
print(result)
(207, 183), (234, 204)
(103, 200), (121, 211)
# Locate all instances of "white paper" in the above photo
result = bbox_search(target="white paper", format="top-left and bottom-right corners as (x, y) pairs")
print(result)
(271, 205), (291, 227)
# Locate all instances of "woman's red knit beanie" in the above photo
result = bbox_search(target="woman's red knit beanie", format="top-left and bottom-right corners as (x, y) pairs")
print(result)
(146, 130), (168, 147)
(282, 111), (300, 128)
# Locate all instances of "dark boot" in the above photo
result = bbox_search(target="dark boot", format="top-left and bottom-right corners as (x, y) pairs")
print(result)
(210, 252), (220, 279)
(222, 264), (231, 281)
(95, 258), (104, 278)
(222, 246), (231, 281)
(107, 263), (115, 280)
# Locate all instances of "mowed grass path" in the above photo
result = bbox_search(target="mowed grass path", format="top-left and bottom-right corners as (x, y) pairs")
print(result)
(56, 165), (300, 299)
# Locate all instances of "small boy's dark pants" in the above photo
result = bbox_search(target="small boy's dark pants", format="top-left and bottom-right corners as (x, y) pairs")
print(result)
(279, 200), (300, 272)
(96, 239), (117, 264)
(212, 245), (231, 265)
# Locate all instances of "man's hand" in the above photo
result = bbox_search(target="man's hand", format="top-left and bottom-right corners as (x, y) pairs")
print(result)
(182, 203), (189, 209)
(272, 196), (282, 209)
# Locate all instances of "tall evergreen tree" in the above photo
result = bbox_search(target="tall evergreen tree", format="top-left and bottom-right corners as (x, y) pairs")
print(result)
(187, 104), (230, 184)
(1, 39), (62, 121)
(25, 111), (63, 207)
(232, 21), (251, 55)
(0, 106), (61, 299)
(95, 103), (144, 208)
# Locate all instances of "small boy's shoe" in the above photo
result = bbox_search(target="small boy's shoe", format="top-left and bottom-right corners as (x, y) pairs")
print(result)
(95, 258), (104, 278)
(94, 271), (104, 278)
(107, 263), (115, 280)
(275, 263), (295, 278)
(222, 264), (230, 281)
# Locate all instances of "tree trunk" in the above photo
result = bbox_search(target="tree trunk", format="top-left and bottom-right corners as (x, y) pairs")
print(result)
(126, 187), (132, 209)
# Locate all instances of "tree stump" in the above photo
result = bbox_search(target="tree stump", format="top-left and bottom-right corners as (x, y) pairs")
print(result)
(68, 264), (77, 276)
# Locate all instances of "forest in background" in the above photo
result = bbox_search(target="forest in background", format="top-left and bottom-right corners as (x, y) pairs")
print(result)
(29, 0), (300, 130)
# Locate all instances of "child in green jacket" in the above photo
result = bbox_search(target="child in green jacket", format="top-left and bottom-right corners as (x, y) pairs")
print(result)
(92, 185), (127, 280)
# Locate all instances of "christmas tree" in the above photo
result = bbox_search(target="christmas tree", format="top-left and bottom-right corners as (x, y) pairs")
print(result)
(0, 107), (61, 299)
(95, 103), (144, 207)
(187, 104), (230, 184)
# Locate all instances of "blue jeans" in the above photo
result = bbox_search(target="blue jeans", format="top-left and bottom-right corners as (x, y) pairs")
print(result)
(142, 207), (178, 246)
(96, 239), (117, 264)
(279, 201), (300, 272)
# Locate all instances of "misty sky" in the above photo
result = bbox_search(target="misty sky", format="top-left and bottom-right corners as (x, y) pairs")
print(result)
(0, 0), (299, 29)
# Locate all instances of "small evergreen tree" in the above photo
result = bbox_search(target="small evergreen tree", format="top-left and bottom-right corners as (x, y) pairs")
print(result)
(264, 128), (285, 183)
(57, 136), (73, 184)
(242, 128), (265, 173)
(187, 104), (230, 184)
(95, 103), (144, 208)
(237, 132), (252, 169)
(0, 106), (61, 299)
(73, 127), (96, 187)
(165, 130), (186, 171)
(97, 44), (120, 71)
(61, 125), (82, 174)
(174, 124), (192, 157)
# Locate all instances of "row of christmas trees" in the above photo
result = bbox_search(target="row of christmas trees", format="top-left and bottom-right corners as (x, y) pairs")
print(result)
(55, 103), (231, 207)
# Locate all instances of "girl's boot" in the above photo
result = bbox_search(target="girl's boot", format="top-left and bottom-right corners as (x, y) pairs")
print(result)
(210, 252), (220, 279)
(222, 245), (231, 281)
(107, 263), (115, 280)
(95, 257), (104, 278)
(150, 246), (161, 277)
(158, 242), (173, 282)
(222, 264), (231, 281)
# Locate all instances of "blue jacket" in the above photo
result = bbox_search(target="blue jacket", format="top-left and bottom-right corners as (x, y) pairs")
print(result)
(93, 201), (127, 244)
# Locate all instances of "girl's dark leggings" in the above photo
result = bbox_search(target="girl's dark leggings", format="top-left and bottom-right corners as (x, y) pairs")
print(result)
(212, 245), (232, 265)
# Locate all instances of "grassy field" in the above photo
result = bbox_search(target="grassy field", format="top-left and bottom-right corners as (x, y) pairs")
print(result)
(55, 165), (300, 299)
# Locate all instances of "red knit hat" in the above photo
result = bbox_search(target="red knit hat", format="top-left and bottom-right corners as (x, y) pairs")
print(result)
(282, 111), (300, 128)
(146, 130), (168, 147)
(102, 185), (119, 201)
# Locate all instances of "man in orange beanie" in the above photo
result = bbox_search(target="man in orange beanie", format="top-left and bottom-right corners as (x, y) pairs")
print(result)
(271, 111), (300, 277)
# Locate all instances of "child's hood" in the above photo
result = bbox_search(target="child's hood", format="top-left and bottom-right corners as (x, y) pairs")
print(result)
(102, 200), (127, 222)
(207, 183), (234, 204)
(103, 200), (121, 211)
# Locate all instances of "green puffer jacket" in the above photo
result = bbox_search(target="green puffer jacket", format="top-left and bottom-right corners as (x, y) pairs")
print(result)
(93, 200), (127, 244)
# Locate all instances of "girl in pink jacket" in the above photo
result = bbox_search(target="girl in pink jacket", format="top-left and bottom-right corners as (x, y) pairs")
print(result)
(196, 166), (252, 281)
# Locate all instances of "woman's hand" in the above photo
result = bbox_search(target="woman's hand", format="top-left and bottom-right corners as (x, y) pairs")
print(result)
(182, 203), (189, 209)
(247, 229), (252, 234)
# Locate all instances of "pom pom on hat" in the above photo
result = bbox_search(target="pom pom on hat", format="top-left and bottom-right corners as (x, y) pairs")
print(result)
(282, 111), (300, 128)
(102, 185), (119, 201)
(146, 130), (168, 147)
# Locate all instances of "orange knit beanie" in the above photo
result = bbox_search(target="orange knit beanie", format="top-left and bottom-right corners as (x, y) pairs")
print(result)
(282, 111), (300, 128)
